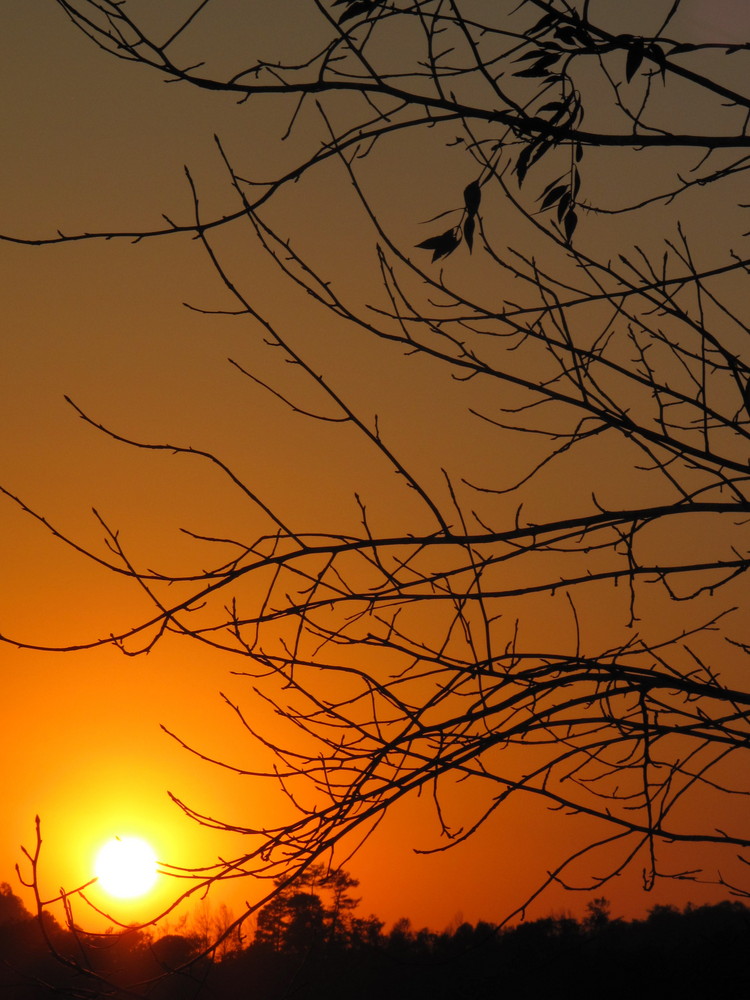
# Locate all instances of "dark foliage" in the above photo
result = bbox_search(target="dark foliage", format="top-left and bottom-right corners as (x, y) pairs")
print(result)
(1, 880), (747, 1000)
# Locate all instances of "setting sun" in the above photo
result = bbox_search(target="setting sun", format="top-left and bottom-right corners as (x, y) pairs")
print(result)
(94, 837), (158, 899)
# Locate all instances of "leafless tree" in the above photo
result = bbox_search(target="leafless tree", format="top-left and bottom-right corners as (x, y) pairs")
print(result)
(4, 0), (750, 951)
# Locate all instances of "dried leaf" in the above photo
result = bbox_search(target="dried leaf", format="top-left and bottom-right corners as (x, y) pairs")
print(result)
(669, 42), (698, 55)
(415, 228), (460, 262)
(529, 11), (559, 36)
(564, 208), (578, 243)
(556, 191), (572, 222)
(625, 40), (645, 82)
(463, 180), (481, 216)
(514, 48), (548, 64)
(516, 136), (553, 185)
(515, 52), (561, 77)
(537, 101), (564, 115)
(555, 25), (578, 45)
(648, 42), (667, 77)
(463, 215), (476, 252)
(540, 173), (566, 197)
(540, 184), (568, 211)
(516, 146), (533, 186)
(334, 0), (376, 25)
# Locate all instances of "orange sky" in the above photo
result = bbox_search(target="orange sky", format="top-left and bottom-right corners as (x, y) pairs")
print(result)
(2, 2), (749, 938)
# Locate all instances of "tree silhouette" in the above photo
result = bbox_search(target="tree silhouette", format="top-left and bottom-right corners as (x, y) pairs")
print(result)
(1, 878), (747, 1000)
(3, 0), (750, 953)
(253, 866), (367, 952)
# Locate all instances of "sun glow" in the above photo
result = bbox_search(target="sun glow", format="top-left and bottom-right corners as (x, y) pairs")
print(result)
(94, 836), (158, 899)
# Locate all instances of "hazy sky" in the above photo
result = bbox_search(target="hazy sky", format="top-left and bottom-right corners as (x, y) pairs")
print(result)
(2, 1), (748, 936)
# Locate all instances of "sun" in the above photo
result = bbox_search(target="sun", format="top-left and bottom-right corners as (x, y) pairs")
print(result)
(94, 836), (158, 899)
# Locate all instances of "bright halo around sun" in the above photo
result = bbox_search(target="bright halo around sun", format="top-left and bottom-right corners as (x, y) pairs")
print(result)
(94, 836), (158, 899)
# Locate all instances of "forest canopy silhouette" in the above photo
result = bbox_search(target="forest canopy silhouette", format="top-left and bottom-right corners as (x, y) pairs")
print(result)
(2, 0), (749, 964)
(1, 878), (748, 1000)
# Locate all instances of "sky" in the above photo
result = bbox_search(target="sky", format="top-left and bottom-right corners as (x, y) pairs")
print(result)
(2, 0), (749, 939)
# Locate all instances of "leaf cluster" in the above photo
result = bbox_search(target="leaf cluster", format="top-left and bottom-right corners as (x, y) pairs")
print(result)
(618, 34), (668, 82)
(415, 178), (482, 262)
(537, 156), (582, 243)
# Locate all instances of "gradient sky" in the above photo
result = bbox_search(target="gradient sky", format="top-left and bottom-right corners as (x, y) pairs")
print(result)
(2, 1), (749, 937)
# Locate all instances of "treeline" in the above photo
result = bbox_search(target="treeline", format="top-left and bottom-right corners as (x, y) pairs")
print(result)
(1, 874), (747, 999)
